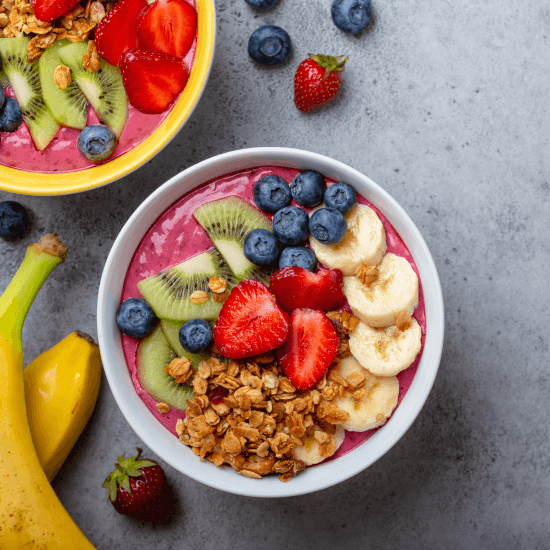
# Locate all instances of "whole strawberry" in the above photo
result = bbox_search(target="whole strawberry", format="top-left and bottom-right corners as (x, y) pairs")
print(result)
(294, 54), (348, 113)
(102, 448), (174, 523)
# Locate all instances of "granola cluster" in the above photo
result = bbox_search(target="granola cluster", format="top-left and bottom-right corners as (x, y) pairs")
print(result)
(189, 277), (230, 306)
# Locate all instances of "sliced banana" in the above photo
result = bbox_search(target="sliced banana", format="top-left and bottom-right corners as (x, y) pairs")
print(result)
(309, 204), (387, 276)
(333, 356), (399, 432)
(349, 319), (422, 377)
(343, 253), (419, 327)
(293, 425), (345, 466)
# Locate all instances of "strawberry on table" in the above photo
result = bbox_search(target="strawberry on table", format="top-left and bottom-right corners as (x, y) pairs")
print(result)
(31, 0), (79, 21)
(294, 54), (348, 113)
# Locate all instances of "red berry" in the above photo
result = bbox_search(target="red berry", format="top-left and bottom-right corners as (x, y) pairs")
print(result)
(213, 280), (290, 359)
(207, 386), (228, 404)
(31, 0), (79, 22)
(278, 309), (339, 390)
(294, 54), (348, 113)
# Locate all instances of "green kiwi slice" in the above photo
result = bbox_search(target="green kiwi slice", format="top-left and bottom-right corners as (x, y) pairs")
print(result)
(137, 248), (235, 321)
(193, 196), (274, 285)
(160, 319), (207, 368)
(0, 37), (59, 150)
(137, 324), (193, 411)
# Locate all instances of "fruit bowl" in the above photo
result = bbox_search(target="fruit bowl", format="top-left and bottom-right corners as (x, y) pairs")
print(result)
(0, 0), (215, 196)
(97, 147), (444, 497)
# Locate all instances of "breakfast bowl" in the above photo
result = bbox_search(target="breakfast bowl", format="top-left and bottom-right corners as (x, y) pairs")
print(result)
(0, 0), (215, 196)
(97, 147), (444, 498)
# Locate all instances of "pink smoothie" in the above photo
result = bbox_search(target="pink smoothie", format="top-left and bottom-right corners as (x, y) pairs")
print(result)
(120, 166), (427, 461)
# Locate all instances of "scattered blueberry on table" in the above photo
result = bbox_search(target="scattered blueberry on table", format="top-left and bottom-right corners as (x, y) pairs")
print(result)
(248, 24), (292, 66)
(324, 182), (357, 214)
(179, 319), (213, 353)
(309, 207), (348, 245)
(279, 246), (318, 271)
(253, 175), (292, 213)
(243, 228), (280, 265)
(244, 0), (279, 7)
(272, 205), (309, 246)
(0, 201), (30, 242)
(116, 297), (158, 338)
(78, 125), (117, 163)
(331, 0), (372, 34)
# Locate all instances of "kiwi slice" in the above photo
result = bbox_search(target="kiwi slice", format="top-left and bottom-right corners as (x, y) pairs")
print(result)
(137, 325), (193, 411)
(0, 38), (59, 150)
(58, 41), (128, 138)
(137, 248), (235, 321)
(39, 40), (88, 129)
(160, 319), (207, 368)
(0, 62), (9, 89)
(193, 197), (274, 285)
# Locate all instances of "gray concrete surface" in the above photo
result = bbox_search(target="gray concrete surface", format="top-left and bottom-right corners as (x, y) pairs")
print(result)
(1, 0), (549, 547)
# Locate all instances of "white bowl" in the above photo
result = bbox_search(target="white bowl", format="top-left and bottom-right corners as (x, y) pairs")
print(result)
(97, 147), (444, 498)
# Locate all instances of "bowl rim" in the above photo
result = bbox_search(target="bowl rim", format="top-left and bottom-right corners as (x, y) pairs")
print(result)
(97, 147), (445, 498)
(0, 0), (216, 196)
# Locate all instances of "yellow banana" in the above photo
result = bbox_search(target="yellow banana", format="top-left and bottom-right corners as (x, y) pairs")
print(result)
(0, 234), (96, 550)
(25, 331), (102, 481)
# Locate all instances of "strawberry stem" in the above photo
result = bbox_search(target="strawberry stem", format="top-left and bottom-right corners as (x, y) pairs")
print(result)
(308, 54), (349, 80)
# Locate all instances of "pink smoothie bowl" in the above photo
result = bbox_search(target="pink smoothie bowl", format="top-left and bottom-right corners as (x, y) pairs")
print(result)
(97, 147), (445, 498)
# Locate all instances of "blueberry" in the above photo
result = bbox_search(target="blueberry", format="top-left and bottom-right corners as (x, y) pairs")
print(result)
(309, 208), (347, 245)
(0, 97), (22, 132)
(179, 319), (213, 353)
(116, 297), (158, 339)
(272, 206), (309, 246)
(78, 125), (116, 163)
(0, 201), (30, 242)
(248, 24), (292, 66)
(279, 247), (318, 271)
(324, 182), (357, 214)
(253, 175), (292, 213)
(0, 84), (5, 111)
(243, 228), (280, 265)
(244, 0), (278, 7)
(331, 0), (372, 34)
(290, 171), (325, 208)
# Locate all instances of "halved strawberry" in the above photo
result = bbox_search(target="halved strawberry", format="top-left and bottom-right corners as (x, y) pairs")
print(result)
(31, 0), (79, 22)
(269, 266), (344, 313)
(120, 49), (189, 114)
(213, 280), (290, 359)
(94, 0), (148, 66)
(137, 0), (197, 58)
(278, 309), (339, 391)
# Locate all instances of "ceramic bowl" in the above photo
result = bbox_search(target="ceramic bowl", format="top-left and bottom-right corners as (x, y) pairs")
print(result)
(97, 147), (444, 498)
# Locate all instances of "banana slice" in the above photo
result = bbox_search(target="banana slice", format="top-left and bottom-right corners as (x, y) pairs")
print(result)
(333, 356), (399, 432)
(309, 204), (387, 276)
(349, 319), (422, 377)
(293, 425), (345, 466)
(343, 253), (418, 327)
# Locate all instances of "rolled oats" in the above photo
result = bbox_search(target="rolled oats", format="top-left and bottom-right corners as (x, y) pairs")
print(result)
(190, 290), (209, 305)
(82, 39), (100, 72)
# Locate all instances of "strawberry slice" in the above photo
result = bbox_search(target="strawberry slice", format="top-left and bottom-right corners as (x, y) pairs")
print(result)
(269, 266), (344, 313)
(278, 309), (339, 391)
(213, 280), (290, 359)
(120, 49), (189, 114)
(31, 0), (79, 22)
(137, 0), (197, 58)
(94, 0), (148, 66)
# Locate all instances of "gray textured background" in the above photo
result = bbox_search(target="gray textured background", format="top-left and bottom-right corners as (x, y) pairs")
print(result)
(1, 0), (549, 548)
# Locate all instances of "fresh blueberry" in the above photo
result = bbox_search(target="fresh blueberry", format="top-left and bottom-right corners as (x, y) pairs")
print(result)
(77, 125), (116, 163)
(243, 228), (280, 265)
(0, 84), (5, 111)
(324, 182), (357, 214)
(309, 207), (347, 245)
(248, 24), (292, 66)
(0, 201), (30, 242)
(116, 297), (158, 338)
(331, 0), (372, 34)
(253, 175), (292, 213)
(244, 0), (278, 7)
(272, 205), (309, 246)
(0, 97), (22, 132)
(290, 171), (325, 208)
(179, 319), (213, 353)
(279, 247), (318, 271)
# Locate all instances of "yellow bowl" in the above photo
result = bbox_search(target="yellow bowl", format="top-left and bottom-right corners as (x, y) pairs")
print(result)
(0, 0), (216, 196)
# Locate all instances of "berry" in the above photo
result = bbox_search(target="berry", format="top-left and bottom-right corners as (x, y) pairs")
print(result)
(116, 297), (158, 338)
(272, 205), (309, 246)
(248, 24), (292, 66)
(294, 54), (348, 113)
(0, 201), (30, 242)
(102, 448), (174, 524)
(309, 207), (347, 245)
(245, 0), (278, 7)
(331, 0), (372, 34)
(178, 318), (213, 353)
(324, 182), (357, 214)
(213, 279), (290, 359)
(120, 49), (189, 114)
(278, 309), (339, 390)
(290, 170), (325, 208)
(253, 175), (292, 213)
(270, 266), (344, 312)
(207, 386), (228, 405)
(278, 247), (317, 271)
(31, 0), (79, 21)
(243, 228), (280, 265)
(0, 97), (22, 132)
(77, 125), (116, 163)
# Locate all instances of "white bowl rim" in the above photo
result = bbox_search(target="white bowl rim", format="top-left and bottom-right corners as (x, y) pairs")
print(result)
(97, 147), (444, 498)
